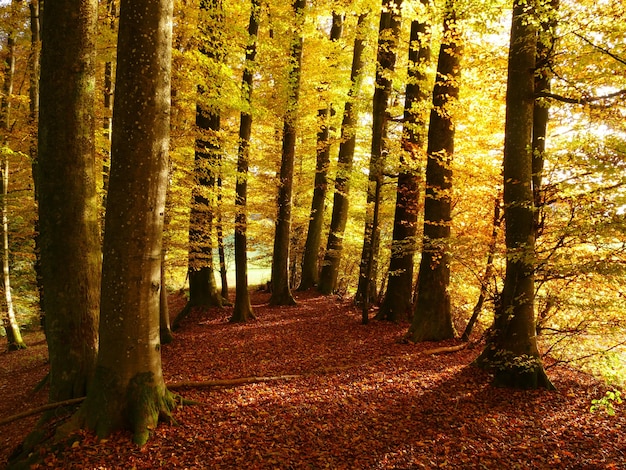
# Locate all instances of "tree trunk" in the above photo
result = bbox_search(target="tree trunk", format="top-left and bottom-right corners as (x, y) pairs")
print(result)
(318, 12), (367, 295)
(355, 0), (403, 306)
(186, 0), (224, 309)
(37, 0), (101, 401)
(475, 0), (554, 390)
(71, 0), (177, 444)
(230, 0), (260, 323)
(407, 0), (460, 342)
(28, 0), (44, 329)
(269, 0), (306, 306)
(0, 0), (26, 350)
(160, 250), (173, 344)
(377, 7), (431, 322)
(299, 13), (343, 291)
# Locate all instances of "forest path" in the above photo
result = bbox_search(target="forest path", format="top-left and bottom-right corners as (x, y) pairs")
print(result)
(1, 289), (624, 469)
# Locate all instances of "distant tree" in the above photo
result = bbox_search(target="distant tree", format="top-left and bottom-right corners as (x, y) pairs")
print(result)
(269, 0), (306, 306)
(299, 12), (343, 291)
(71, 0), (177, 444)
(407, 0), (460, 342)
(230, 0), (260, 323)
(318, 12), (368, 295)
(475, 0), (554, 390)
(185, 0), (225, 310)
(37, 0), (101, 400)
(355, 0), (403, 312)
(377, 2), (431, 322)
(0, 0), (26, 350)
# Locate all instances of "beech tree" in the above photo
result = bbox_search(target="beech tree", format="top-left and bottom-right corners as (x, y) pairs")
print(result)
(71, 0), (177, 443)
(355, 0), (403, 310)
(230, 0), (260, 322)
(298, 12), (344, 291)
(407, 0), (460, 342)
(185, 0), (225, 311)
(0, 0), (26, 350)
(475, 0), (554, 389)
(37, 0), (101, 400)
(318, 12), (368, 296)
(377, 2), (431, 322)
(269, 0), (306, 306)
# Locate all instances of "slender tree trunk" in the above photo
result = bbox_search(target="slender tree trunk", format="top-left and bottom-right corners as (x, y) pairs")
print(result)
(475, 0), (554, 390)
(37, 0), (101, 401)
(269, 0), (306, 306)
(0, 0), (26, 350)
(101, 0), (116, 218)
(355, 0), (403, 307)
(377, 5), (431, 322)
(462, 195), (502, 341)
(230, 0), (260, 322)
(160, 250), (173, 344)
(28, 0), (44, 328)
(318, 12), (367, 295)
(299, 13), (343, 291)
(72, 0), (177, 444)
(186, 0), (224, 309)
(407, 0), (460, 342)
(216, 171), (229, 300)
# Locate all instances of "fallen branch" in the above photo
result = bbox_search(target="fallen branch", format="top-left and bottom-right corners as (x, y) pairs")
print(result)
(0, 397), (84, 427)
(167, 374), (301, 390)
(421, 343), (468, 355)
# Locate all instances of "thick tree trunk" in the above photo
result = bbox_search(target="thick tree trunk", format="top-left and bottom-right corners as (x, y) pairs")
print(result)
(186, 0), (225, 310)
(269, 0), (306, 306)
(475, 0), (554, 390)
(37, 0), (101, 401)
(355, 0), (403, 307)
(318, 12), (367, 295)
(407, 0), (460, 342)
(71, 0), (177, 444)
(231, 0), (260, 322)
(378, 9), (431, 322)
(299, 13), (343, 291)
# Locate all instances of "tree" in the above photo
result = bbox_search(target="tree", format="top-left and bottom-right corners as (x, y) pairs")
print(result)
(475, 0), (554, 390)
(37, 0), (101, 401)
(269, 0), (306, 306)
(377, 2), (431, 322)
(355, 0), (403, 310)
(70, 0), (177, 444)
(407, 0), (460, 342)
(0, 0), (26, 350)
(230, 0), (260, 323)
(318, 12), (368, 295)
(185, 0), (225, 311)
(298, 12), (343, 291)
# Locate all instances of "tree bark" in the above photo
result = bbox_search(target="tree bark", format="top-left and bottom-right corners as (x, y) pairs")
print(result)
(269, 0), (306, 306)
(37, 0), (101, 400)
(318, 12), (367, 295)
(355, 0), (403, 307)
(230, 0), (260, 322)
(0, 0), (26, 350)
(71, 0), (177, 444)
(186, 0), (225, 310)
(299, 13), (343, 291)
(377, 6), (431, 322)
(475, 0), (554, 390)
(407, 0), (460, 342)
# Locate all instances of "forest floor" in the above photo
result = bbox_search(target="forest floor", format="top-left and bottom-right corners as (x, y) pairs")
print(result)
(1, 289), (625, 469)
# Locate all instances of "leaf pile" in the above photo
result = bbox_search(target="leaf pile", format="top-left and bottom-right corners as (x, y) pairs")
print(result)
(1, 290), (624, 469)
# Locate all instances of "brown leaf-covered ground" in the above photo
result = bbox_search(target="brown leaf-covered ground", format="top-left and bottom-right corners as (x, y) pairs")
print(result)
(1, 290), (624, 469)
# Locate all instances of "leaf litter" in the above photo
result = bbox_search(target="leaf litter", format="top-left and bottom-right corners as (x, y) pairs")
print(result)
(0, 289), (624, 469)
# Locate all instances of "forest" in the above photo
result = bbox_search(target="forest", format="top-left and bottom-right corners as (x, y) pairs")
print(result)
(0, 0), (625, 467)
